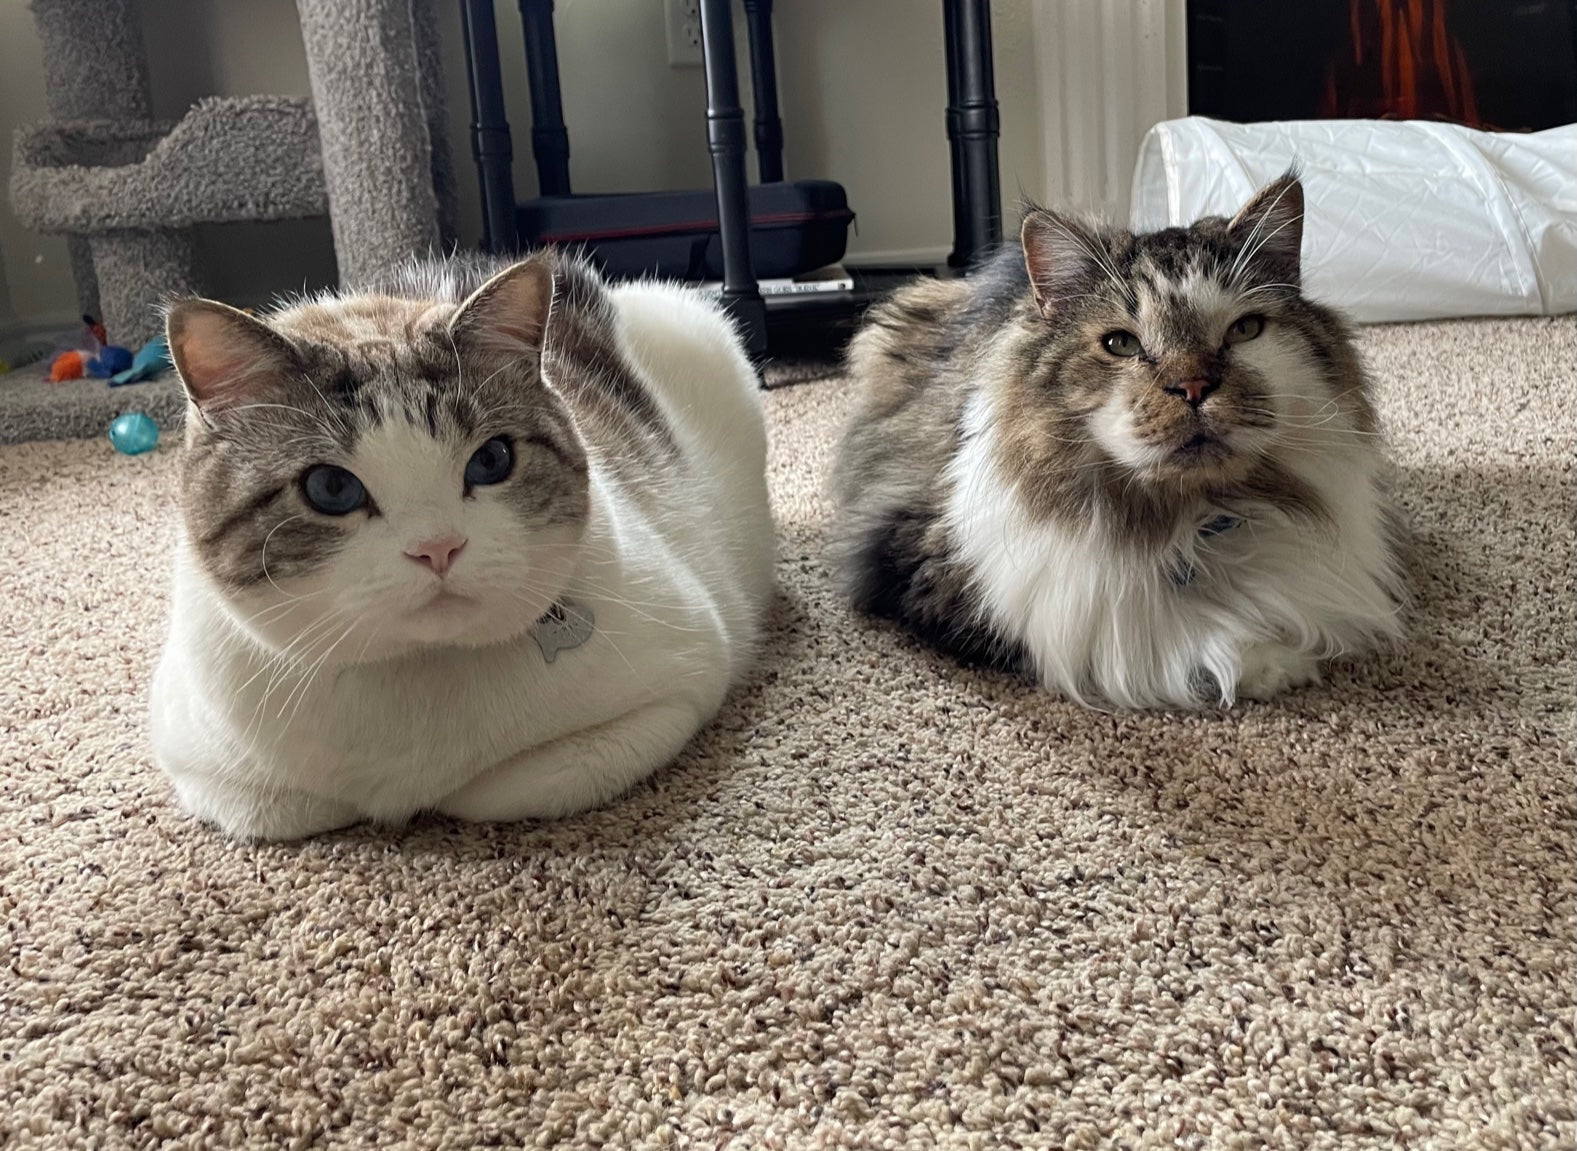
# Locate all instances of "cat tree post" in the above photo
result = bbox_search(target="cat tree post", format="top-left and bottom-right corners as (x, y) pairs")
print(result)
(296, 0), (450, 286)
(12, 0), (456, 345)
(29, 0), (155, 321)
(411, 0), (460, 248)
(91, 229), (200, 345)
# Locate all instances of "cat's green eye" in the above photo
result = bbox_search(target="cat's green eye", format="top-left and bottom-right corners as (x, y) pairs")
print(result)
(1101, 330), (1143, 358)
(1225, 315), (1265, 345)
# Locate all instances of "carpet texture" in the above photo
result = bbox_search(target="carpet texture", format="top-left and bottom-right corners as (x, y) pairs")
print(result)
(1, 316), (1572, 1149)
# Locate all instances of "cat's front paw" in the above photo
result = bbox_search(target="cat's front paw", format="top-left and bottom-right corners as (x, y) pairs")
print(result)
(170, 773), (360, 841)
(1234, 645), (1320, 702)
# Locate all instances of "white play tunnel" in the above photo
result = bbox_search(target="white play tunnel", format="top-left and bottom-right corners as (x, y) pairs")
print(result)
(1131, 116), (1577, 323)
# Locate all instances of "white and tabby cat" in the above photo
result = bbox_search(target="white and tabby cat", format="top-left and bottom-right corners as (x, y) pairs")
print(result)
(829, 174), (1405, 708)
(151, 251), (774, 839)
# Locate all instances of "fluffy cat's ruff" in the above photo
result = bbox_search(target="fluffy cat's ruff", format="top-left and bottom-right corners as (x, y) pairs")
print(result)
(829, 174), (1406, 709)
(152, 251), (774, 840)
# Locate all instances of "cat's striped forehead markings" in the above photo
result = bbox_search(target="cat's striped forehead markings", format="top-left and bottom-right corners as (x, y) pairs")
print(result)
(258, 299), (485, 444)
(1132, 271), (1239, 351)
(274, 295), (449, 346)
(174, 250), (727, 601)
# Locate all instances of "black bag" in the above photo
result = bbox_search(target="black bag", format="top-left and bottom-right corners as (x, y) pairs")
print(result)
(517, 179), (852, 281)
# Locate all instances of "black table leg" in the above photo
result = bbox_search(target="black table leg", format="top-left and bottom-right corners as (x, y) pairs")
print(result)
(742, 0), (784, 183)
(700, 0), (767, 360)
(942, 0), (968, 266)
(943, 0), (1002, 267)
(519, 0), (571, 196)
(461, 0), (520, 254)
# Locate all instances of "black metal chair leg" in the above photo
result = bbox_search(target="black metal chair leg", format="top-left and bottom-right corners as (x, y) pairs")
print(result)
(742, 0), (784, 183)
(943, 0), (1002, 266)
(461, 0), (520, 254)
(519, 0), (571, 196)
(700, 0), (767, 360)
(942, 0), (969, 267)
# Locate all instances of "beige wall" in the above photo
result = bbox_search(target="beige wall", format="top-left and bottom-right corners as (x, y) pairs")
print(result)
(769, 0), (1044, 264)
(0, 0), (1050, 332)
(0, 1), (70, 328)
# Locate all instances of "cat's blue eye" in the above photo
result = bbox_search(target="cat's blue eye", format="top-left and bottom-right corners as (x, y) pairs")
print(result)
(301, 464), (368, 516)
(1101, 330), (1143, 357)
(1225, 315), (1265, 345)
(465, 437), (514, 488)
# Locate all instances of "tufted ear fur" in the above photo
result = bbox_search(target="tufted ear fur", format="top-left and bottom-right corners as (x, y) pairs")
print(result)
(1227, 171), (1305, 285)
(447, 255), (555, 359)
(1020, 209), (1111, 319)
(166, 300), (303, 414)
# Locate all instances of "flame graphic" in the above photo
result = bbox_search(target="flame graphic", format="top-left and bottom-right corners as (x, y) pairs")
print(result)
(1320, 0), (1482, 126)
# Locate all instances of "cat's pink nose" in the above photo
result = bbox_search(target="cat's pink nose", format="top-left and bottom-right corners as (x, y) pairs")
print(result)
(405, 533), (467, 576)
(1166, 378), (1219, 407)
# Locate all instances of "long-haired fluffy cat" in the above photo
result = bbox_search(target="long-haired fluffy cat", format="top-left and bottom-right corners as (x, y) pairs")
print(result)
(829, 173), (1405, 708)
(151, 250), (774, 840)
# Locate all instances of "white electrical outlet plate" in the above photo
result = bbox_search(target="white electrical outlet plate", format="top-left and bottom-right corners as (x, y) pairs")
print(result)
(664, 0), (703, 66)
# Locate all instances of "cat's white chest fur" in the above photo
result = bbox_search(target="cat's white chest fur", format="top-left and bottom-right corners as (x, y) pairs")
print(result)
(155, 507), (718, 831)
(945, 391), (1402, 708)
(151, 279), (773, 839)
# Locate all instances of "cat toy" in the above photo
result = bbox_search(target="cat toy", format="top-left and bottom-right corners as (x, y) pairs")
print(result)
(49, 350), (86, 381)
(48, 315), (134, 381)
(108, 412), (159, 455)
(108, 336), (173, 387)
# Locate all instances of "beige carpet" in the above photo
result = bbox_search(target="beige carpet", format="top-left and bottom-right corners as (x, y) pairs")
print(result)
(2, 317), (1573, 1149)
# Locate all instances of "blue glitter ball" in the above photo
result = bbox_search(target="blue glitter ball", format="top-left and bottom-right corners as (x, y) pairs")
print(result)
(108, 411), (159, 455)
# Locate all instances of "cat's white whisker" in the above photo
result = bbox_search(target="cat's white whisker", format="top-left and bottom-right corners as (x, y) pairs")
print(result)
(257, 607), (356, 698)
(1233, 213), (1305, 287)
(1047, 215), (1135, 307)
(298, 373), (353, 439)
(233, 591), (329, 631)
(1228, 177), (1302, 287)
(279, 616), (361, 727)
(259, 514), (308, 597)
(235, 610), (345, 695)
(465, 361), (515, 408)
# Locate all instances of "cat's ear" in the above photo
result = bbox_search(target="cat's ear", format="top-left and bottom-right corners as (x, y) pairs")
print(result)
(166, 300), (302, 414)
(1020, 210), (1107, 318)
(1227, 171), (1304, 282)
(448, 257), (554, 358)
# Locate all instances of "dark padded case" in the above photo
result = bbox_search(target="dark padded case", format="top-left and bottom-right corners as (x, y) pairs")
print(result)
(516, 179), (852, 281)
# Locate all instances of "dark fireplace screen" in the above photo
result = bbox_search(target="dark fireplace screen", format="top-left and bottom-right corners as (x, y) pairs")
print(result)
(1188, 0), (1577, 132)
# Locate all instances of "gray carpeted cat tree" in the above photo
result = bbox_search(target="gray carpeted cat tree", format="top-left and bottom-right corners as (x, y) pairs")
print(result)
(8, 0), (457, 348)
